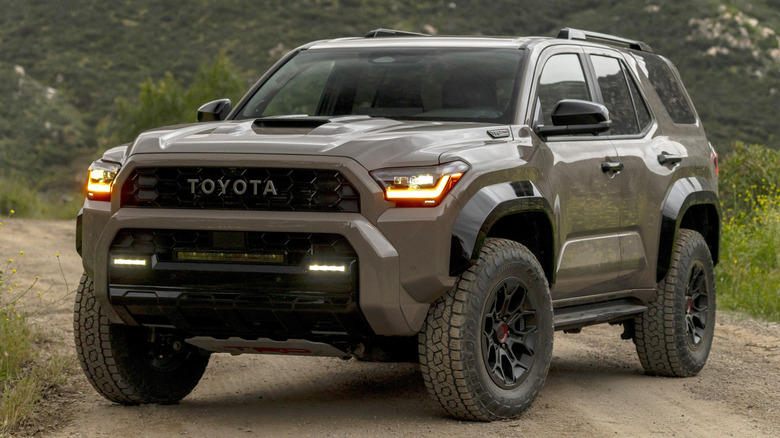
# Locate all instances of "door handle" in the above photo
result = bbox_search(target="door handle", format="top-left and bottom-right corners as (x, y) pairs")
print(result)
(657, 153), (683, 165)
(601, 161), (624, 173)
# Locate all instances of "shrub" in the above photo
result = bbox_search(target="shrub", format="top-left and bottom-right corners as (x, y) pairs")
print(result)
(717, 142), (780, 322)
(718, 141), (780, 218)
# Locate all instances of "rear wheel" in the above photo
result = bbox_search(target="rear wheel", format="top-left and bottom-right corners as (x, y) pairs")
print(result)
(73, 274), (209, 404)
(634, 229), (716, 376)
(419, 238), (553, 421)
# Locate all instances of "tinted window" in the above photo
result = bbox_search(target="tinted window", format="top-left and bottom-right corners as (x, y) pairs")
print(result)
(591, 55), (637, 135)
(626, 68), (652, 131)
(239, 48), (524, 124)
(631, 53), (696, 124)
(536, 54), (591, 126)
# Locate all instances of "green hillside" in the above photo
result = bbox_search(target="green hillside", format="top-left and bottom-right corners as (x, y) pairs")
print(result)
(0, 0), (779, 216)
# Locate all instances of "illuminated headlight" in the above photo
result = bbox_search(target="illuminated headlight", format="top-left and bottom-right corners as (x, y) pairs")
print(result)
(86, 160), (121, 201)
(370, 161), (469, 207)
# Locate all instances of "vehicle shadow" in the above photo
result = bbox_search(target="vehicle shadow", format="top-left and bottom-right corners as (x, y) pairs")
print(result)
(69, 327), (656, 437)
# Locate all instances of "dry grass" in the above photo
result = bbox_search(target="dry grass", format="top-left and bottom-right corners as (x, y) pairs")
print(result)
(1, 211), (74, 436)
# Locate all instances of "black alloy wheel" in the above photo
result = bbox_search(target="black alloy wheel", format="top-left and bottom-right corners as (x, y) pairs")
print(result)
(482, 277), (539, 390)
(684, 261), (710, 348)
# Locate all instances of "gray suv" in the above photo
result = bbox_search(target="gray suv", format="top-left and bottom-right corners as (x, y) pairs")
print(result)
(75, 28), (720, 421)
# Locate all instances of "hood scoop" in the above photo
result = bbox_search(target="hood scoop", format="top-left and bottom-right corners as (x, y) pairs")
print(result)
(251, 116), (373, 135)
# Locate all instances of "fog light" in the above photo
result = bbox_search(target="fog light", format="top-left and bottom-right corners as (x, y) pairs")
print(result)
(112, 257), (148, 267)
(308, 264), (346, 273)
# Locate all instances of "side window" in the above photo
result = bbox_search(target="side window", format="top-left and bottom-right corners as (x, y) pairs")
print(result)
(631, 53), (696, 124)
(591, 55), (639, 135)
(537, 54), (591, 126)
(626, 70), (652, 131)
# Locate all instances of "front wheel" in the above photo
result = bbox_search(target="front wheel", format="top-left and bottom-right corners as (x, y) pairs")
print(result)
(73, 274), (210, 404)
(633, 229), (716, 377)
(419, 238), (553, 421)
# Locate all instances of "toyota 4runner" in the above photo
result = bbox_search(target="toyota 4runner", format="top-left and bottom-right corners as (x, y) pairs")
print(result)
(75, 28), (720, 421)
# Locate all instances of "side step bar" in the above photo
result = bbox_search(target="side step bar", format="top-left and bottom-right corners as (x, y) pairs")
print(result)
(553, 299), (647, 332)
(186, 337), (350, 358)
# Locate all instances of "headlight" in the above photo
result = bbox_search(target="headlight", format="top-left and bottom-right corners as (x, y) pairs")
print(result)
(86, 160), (121, 201)
(370, 161), (469, 207)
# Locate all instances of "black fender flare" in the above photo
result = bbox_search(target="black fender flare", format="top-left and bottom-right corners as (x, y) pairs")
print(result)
(450, 181), (555, 276)
(657, 177), (721, 282)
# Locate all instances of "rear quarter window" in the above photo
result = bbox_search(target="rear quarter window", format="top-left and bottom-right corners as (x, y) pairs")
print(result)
(631, 53), (697, 124)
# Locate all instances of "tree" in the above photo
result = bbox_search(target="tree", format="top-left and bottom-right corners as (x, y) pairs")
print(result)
(114, 52), (246, 145)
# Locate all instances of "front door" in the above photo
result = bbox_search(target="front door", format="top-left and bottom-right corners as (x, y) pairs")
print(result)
(530, 49), (625, 299)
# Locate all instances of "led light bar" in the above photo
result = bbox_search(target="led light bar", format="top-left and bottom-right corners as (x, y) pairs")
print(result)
(174, 251), (285, 264)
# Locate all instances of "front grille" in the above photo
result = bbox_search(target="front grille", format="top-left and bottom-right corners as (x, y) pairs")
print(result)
(107, 229), (367, 338)
(121, 167), (360, 212)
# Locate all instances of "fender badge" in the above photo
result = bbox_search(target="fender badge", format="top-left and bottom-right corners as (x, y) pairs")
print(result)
(487, 128), (510, 139)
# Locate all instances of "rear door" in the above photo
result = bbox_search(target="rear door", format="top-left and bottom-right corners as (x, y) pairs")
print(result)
(583, 47), (678, 290)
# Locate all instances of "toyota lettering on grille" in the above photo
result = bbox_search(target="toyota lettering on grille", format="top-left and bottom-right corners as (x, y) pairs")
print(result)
(187, 178), (278, 196)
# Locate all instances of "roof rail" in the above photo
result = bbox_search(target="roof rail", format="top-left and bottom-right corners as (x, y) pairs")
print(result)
(557, 27), (653, 53)
(364, 28), (431, 38)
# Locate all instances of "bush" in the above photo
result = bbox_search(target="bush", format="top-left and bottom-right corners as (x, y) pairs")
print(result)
(717, 142), (780, 322)
(718, 141), (780, 218)
(113, 51), (246, 146)
(0, 177), (83, 220)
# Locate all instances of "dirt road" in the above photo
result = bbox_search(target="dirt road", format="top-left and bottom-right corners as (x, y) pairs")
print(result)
(2, 218), (778, 437)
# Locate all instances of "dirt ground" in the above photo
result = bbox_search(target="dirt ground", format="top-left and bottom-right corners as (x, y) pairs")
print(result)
(1, 218), (779, 437)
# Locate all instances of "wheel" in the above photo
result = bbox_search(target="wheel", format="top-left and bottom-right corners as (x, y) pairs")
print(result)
(419, 238), (553, 421)
(633, 229), (716, 377)
(73, 274), (210, 404)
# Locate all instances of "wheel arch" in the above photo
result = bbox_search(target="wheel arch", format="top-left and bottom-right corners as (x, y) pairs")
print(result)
(657, 177), (721, 282)
(450, 181), (556, 285)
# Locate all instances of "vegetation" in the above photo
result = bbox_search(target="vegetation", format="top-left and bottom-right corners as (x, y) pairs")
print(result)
(112, 52), (246, 146)
(717, 143), (780, 322)
(0, 214), (72, 435)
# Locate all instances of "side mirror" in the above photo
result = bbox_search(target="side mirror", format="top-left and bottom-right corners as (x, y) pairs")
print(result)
(535, 99), (611, 137)
(197, 99), (232, 122)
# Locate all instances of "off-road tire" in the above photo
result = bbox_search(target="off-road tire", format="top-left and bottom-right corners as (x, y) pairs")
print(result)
(419, 238), (553, 421)
(633, 229), (716, 377)
(73, 274), (210, 404)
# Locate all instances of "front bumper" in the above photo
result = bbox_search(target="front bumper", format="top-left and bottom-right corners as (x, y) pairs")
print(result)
(79, 204), (457, 337)
(79, 154), (458, 337)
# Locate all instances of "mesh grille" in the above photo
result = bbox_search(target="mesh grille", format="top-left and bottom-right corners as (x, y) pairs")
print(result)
(121, 167), (360, 212)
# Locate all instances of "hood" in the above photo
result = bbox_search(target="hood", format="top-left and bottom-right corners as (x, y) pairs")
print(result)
(126, 117), (512, 170)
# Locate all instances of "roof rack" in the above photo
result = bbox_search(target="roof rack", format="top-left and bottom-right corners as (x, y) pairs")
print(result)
(364, 28), (431, 38)
(557, 27), (653, 53)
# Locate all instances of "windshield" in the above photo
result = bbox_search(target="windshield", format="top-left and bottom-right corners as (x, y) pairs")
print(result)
(237, 47), (524, 123)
